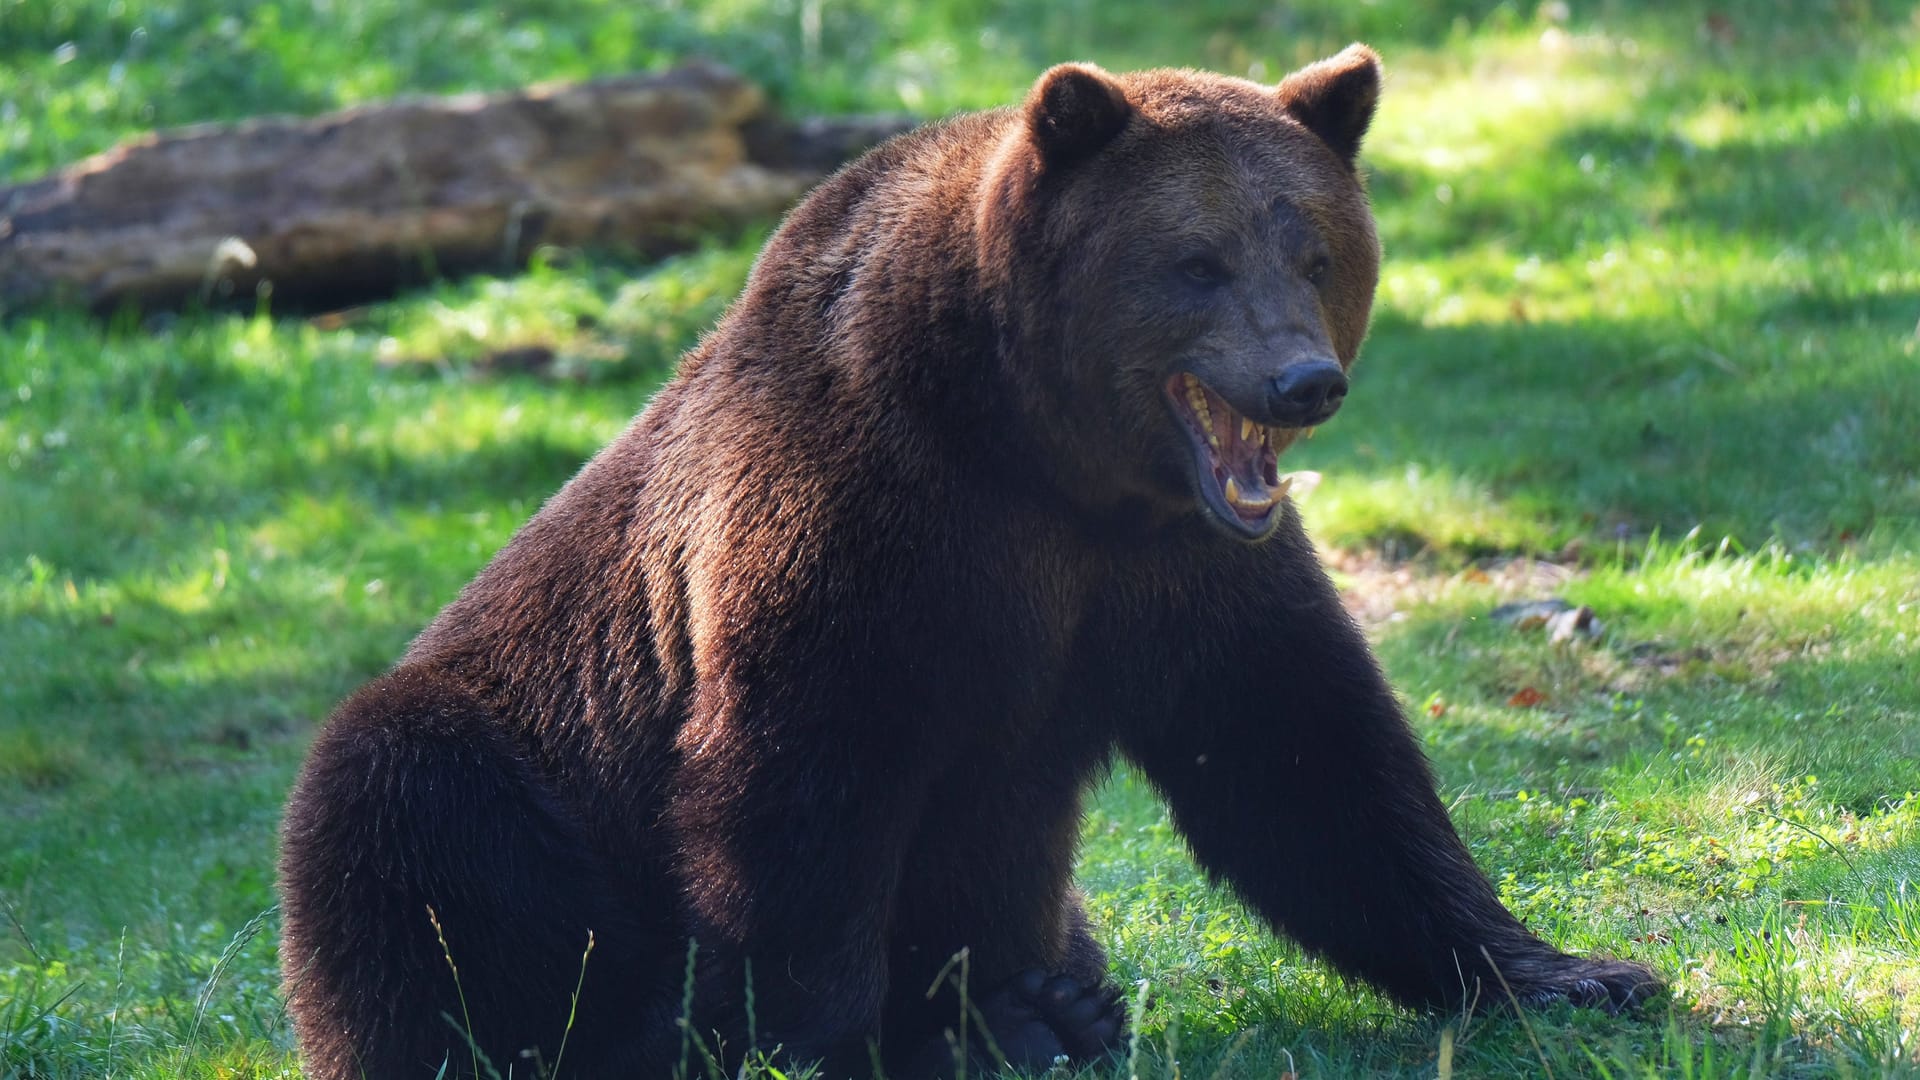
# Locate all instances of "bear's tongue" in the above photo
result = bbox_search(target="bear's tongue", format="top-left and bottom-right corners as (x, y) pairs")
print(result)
(1171, 373), (1290, 522)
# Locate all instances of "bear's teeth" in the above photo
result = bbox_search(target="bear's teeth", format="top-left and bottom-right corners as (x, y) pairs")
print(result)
(1224, 477), (1279, 510)
(1305, 426), (1317, 439)
(1240, 417), (1256, 441)
(1275, 475), (1294, 499)
(1185, 384), (1211, 430)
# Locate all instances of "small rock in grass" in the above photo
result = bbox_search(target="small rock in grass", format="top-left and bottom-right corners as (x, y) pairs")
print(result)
(1546, 604), (1602, 644)
(1490, 597), (1573, 630)
(1490, 597), (1602, 643)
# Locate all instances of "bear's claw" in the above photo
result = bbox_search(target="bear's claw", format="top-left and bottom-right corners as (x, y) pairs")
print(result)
(978, 968), (1128, 1068)
(1507, 959), (1665, 1015)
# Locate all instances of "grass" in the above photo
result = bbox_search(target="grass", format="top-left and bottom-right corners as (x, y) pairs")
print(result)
(3, 0), (1918, 1076)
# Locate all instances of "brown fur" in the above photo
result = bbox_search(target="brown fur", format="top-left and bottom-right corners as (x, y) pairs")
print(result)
(280, 46), (1661, 1080)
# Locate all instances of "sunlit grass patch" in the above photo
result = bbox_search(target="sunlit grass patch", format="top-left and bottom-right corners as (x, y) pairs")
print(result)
(365, 237), (762, 380)
(1301, 464), (1569, 558)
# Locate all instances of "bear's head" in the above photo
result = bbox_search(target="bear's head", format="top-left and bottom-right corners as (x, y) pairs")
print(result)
(978, 46), (1382, 542)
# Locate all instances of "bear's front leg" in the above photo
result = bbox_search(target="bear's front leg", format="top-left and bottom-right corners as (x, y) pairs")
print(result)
(1120, 539), (1663, 1014)
(668, 715), (930, 1076)
(893, 968), (1126, 1080)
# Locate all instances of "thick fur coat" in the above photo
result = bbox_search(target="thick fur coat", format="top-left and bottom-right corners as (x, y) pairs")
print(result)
(280, 46), (1660, 1079)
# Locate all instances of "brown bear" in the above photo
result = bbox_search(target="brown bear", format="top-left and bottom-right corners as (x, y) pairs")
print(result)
(279, 45), (1661, 1080)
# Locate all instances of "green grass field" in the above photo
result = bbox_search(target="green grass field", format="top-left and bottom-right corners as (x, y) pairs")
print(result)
(4, 0), (1918, 1076)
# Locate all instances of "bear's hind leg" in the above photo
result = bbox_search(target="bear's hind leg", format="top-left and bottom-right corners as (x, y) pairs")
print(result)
(280, 668), (675, 1079)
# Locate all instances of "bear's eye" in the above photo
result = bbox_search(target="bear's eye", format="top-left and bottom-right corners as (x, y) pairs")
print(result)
(1179, 256), (1229, 287)
(1305, 254), (1333, 287)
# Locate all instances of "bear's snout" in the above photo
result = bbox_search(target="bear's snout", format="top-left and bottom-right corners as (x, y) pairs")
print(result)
(1266, 360), (1348, 427)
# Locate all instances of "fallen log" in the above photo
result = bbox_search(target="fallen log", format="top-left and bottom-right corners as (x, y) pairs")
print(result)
(0, 62), (912, 312)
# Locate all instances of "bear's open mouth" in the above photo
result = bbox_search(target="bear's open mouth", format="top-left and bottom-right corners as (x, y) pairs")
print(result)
(1165, 373), (1292, 538)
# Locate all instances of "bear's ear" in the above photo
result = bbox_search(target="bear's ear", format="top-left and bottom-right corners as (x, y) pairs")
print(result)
(1275, 43), (1381, 168)
(1024, 63), (1132, 169)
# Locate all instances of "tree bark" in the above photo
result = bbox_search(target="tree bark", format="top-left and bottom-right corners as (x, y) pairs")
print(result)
(0, 62), (911, 312)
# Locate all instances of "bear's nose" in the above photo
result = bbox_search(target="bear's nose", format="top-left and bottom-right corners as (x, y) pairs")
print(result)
(1267, 361), (1349, 427)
